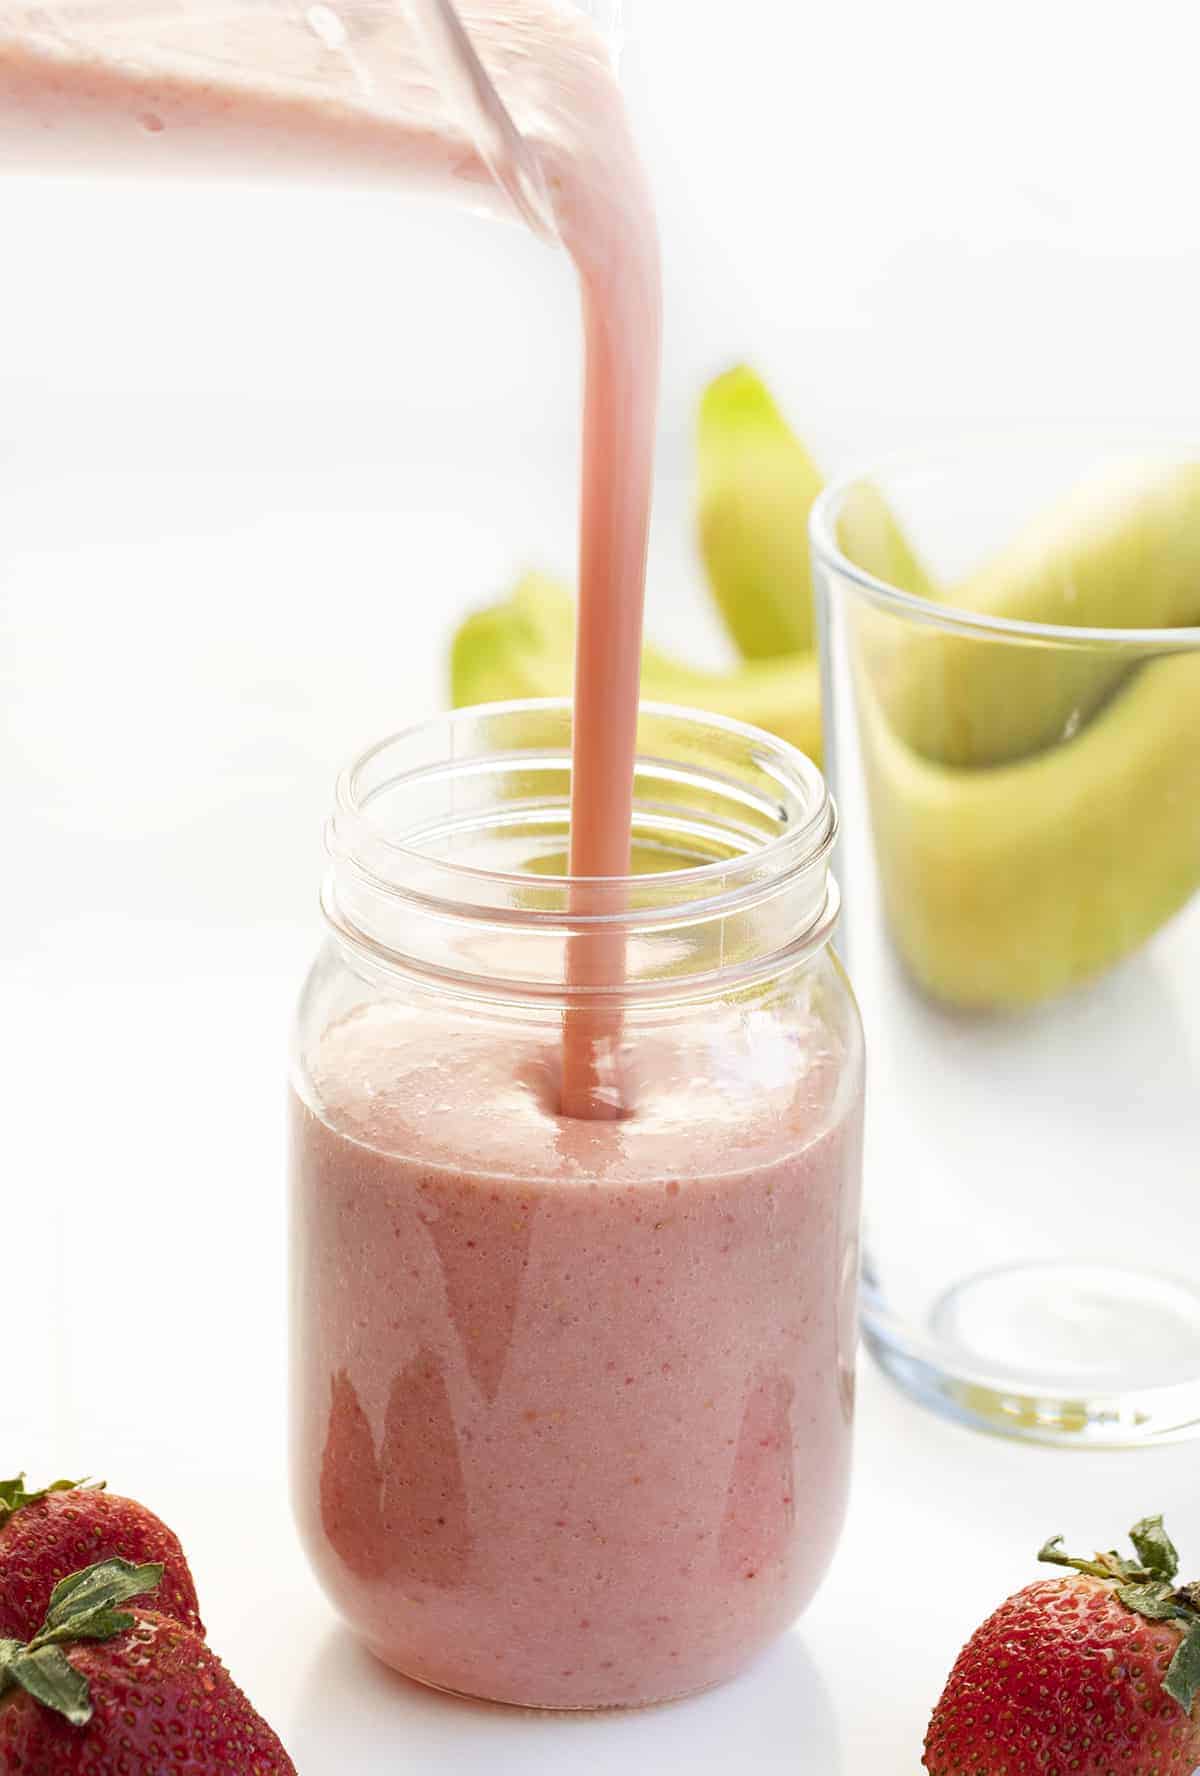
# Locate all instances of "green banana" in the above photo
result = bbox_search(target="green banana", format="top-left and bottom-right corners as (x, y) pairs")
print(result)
(831, 456), (1200, 1006)
(859, 649), (1200, 1006)
(697, 372), (1200, 1008)
(696, 366), (824, 657)
(450, 573), (821, 764)
(832, 479), (939, 605)
(851, 459), (1200, 767)
(697, 366), (934, 660)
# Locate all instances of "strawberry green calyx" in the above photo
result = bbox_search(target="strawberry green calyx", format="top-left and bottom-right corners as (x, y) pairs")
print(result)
(1039, 1513), (1180, 1583)
(0, 1558), (162, 1726)
(1039, 1516), (1200, 1712)
(0, 1474), (102, 1531)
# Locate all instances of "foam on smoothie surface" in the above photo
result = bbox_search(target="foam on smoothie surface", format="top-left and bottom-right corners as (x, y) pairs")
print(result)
(309, 999), (854, 1183)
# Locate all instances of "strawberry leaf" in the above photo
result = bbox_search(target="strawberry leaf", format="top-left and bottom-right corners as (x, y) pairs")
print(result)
(34, 1608), (136, 1650)
(40, 1559), (162, 1639)
(4, 1646), (93, 1726)
(1129, 1516), (1179, 1582)
(1164, 1621), (1200, 1713)
(0, 1560), (158, 1731)
(1116, 1580), (1189, 1621)
(0, 1477), (27, 1521)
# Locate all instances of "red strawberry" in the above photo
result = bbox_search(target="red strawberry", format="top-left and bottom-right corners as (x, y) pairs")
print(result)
(0, 1475), (202, 1641)
(925, 1515), (1200, 1776)
(0, 1557), (295, 1774)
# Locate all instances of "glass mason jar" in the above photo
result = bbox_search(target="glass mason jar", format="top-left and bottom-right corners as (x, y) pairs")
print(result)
(289, 700), (864, 1709)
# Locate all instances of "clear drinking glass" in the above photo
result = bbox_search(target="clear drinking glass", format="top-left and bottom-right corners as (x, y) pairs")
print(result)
(811, 441), (1200, 1446)
(289, 700), (864, 1707)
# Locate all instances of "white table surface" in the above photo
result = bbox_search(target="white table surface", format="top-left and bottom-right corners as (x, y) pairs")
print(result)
(4, 399), (1198, 1776)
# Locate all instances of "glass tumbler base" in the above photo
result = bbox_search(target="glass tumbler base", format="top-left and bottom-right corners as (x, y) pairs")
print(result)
(863, 1261), (1200, 1446)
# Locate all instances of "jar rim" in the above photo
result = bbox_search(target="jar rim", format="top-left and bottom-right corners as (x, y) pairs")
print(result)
(333, 697), (834, 903)
(322, 699), (840, 1003)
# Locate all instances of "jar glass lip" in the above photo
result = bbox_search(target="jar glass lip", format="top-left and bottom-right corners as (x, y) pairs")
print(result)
(810, 442), (1200, 651)
(323, 698), (839, 1000)
(334, 696), (834, 899)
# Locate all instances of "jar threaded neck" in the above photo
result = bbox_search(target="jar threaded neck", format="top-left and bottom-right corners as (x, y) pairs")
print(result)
(323, 699), (838, 1005)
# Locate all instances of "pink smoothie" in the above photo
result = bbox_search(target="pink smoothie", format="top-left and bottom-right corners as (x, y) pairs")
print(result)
(291, 1003), (863, 1707)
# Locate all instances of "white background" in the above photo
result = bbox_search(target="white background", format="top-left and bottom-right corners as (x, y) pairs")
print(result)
(4, 2), (1200, 1770)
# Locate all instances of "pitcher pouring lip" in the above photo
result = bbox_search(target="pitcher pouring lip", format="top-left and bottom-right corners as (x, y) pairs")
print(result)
(408, 0), (559, 242)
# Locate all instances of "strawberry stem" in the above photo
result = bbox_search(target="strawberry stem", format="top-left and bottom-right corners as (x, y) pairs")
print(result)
(1039, 1516), (1180, 1586)
(1038, 1537), (1136, 1581)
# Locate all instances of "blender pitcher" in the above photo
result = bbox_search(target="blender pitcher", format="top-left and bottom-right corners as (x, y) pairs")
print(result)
(0, 0), (623, 233)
